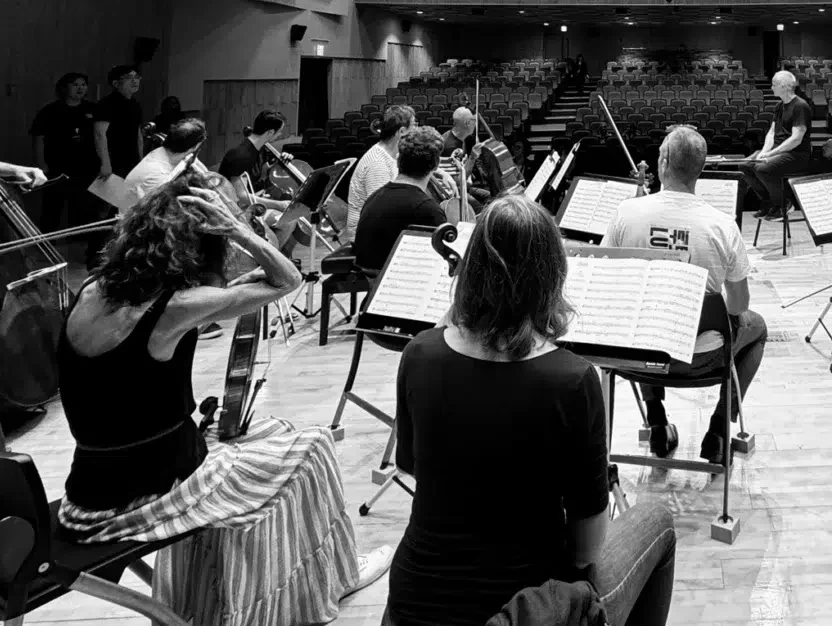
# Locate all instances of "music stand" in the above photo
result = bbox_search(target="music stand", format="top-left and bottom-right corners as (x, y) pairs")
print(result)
(523, 149), (560, 203)
(777, 173), (832, 370)
(696, 170), (746, 230)
(555, 175), (640, 244)
(283, 158), (356, 319)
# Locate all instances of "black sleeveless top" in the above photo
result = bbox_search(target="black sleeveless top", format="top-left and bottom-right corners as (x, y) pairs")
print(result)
(58, 279), (207, 511)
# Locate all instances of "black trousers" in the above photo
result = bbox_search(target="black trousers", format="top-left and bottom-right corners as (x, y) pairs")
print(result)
(738, 149), (811, 209)
(39, 173), (97, 234)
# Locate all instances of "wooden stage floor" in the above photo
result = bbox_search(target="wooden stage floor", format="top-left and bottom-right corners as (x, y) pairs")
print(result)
(6, 214), (832, 626)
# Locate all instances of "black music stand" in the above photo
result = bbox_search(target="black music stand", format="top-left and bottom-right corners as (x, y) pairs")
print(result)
(523, 149), (560, 204)
(545, 141), (581, 215)
(286, 158), (356, 319)
(558, 246), (745, 543)
(697, 170), (746, 230)
(777, 173), (832, 371)
(555, 175), (640, 244)
(329, 227), (444, 513)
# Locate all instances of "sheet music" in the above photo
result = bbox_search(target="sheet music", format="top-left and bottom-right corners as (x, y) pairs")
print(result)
(792, 178), (832, 236)
(88, 175), (130, 212)
(561, 257), (707, 363)
(558, 179), (638, 236)
(366, 235), (450, 324)
(695, 179), (738, 216)
(524, 152), (560, 201)
(550, 146), (576, 192)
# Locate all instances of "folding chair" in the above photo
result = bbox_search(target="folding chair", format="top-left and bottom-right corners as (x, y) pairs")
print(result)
(0, 452), (192, 625)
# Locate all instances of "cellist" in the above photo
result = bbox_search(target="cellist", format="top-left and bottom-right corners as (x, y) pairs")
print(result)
(0, 162), (47, 188)
(440, 108), (492, 212)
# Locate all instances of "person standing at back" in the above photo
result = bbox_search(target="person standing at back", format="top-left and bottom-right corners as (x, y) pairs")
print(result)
(739, 70), (812, 221)
(30, 72), (99, 233)
(86, 64), (143, 269)
(603, 125), (767, 464)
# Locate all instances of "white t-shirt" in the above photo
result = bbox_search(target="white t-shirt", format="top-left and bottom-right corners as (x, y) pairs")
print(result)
(123, 147), (207, 211)
(601, 189), (750, 352)
(347, 143), (398, 237)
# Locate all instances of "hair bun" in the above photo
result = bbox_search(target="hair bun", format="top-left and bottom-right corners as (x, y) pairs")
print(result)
(370, 118), (384, 135)
(242, 125), (253, 137)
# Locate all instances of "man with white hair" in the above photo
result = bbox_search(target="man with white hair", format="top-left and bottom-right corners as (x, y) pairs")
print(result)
(441, 107), (492, 211)
(602, 125), (767, 465)
(739, 70), (812, 221)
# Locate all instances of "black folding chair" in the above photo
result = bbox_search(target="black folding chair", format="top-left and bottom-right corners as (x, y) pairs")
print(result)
(0, 452), (191, 625)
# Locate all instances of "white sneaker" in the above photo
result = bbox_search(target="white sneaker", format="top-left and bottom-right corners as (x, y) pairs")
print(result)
(340, 545), (394, 600)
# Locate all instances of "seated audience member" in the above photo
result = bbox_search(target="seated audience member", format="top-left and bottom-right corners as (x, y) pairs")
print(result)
(354, 126), (447, 272)
(123, 118), (208, 208)
(739, 71), (812, 221)
(58, 168), (392, 624)
(603, 125), (767, 464)
(385, 194), (676, 626)
(347, 105), (416, 240)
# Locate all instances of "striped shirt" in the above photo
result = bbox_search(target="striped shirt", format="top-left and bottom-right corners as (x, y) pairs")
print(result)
(347, 143), (397, 237)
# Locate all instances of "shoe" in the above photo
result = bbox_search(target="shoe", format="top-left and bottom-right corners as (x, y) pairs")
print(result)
(753, 207), (770, 219)
(198, 322), (223, 340)
(764, 206), (783, 221)
(340, 545), (394, 600)
(770, 202), (794, 222)
(700, 431), (732, 465)
(649, 424), (679, 458)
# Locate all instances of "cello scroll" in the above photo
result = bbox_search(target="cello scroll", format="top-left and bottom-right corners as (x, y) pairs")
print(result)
(431, 222), (462, 277)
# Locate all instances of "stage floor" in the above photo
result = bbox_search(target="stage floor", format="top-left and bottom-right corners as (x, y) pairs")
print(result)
(7, 213), (832, 626)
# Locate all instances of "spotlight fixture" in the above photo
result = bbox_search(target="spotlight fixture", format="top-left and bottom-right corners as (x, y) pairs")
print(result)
(561, 25), (568, 32)
(777, 23), (784, 30)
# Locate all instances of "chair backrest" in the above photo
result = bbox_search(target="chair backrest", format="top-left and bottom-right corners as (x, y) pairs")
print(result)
(695, 293), (734, 374)
(0, 453), (51, 587)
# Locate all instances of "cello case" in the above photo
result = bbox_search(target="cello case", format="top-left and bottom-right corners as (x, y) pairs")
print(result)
(0, 182), (69, 414)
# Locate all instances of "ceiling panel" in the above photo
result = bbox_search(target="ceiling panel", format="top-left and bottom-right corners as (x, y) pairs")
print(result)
(357, 2), (832, 27)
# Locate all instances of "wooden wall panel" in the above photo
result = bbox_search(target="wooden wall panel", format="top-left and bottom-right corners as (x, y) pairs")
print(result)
(202, 80), (299, 167)
(386, 42), (434, 86)
(0, 0), (171, 163)
(329, 60), (388, 119)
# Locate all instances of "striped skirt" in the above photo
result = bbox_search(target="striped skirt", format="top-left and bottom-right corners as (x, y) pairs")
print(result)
(58, 418), (360, 625)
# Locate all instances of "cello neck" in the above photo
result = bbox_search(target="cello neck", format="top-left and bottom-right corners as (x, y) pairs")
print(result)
(264, 143), (306, 184)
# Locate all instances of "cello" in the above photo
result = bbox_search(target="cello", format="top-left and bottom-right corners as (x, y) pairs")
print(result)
(0, 178), (72, 417)
(440, 149), (477, 225)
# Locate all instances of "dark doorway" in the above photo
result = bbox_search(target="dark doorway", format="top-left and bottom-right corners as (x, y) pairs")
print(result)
(763, 31), (781, 79)
(298, 57), (331, 134)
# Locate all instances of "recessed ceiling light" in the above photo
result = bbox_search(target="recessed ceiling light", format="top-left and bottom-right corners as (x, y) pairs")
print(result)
(439, 17), (444, 21)
(715, 16), (721, 19)
(794, 20), (799, 24)
(626, 21), (634, 26)
(543, 22), (549, 26)
(820, 8), (826, 11)
(710, 21), (717, 25)
(416, 10), (423, 14)
(518, 10), (525, 14)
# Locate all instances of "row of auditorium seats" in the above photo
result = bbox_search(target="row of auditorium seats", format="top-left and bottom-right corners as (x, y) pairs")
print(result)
(285, 58), (566, 168)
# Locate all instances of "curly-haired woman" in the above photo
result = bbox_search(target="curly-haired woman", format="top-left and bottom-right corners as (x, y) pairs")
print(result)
(57, 169), (392, 625)
(384, 194), (677, 626)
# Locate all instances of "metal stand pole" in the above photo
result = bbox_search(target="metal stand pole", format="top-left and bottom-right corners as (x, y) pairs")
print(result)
(781, 283), (832, 310)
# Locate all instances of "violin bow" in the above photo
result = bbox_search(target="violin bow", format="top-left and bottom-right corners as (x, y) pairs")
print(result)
(596, 95), (650, 196)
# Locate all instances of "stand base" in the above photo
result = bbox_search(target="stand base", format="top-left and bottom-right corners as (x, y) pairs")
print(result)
(372, 466), (397, 485)
(711, 514), (741, 544)
(731, 431), (755, 454)
(330, 425), (345, 442)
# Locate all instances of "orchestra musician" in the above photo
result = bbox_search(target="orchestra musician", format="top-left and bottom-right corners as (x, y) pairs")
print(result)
(353, 126), (448, 272)
(347, 105), (416, 241)
(384, 194), (676, 626)
(441, 107), (492, 212)
(56, 167), (393, 624)
(0, 161), (47, 187)
(123, 118), (208, 209)
(602, 125), (767, 464)
(739, 70), (812, 221)
(218, 110), (299, 257)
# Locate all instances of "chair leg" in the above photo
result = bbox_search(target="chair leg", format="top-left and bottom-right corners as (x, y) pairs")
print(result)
(319, 282), (332, 346)
(730, 363), (755, 454)
(628, 381), (651, 442)
(70, 571), (190, 626)
(329, 331), (365, 440)
(127, 558), (154, 587)
(349, 290), (358, 318)
(711, 372), (740, 544)
(753, 218), (762, 247)
(783, 215), (788, 256)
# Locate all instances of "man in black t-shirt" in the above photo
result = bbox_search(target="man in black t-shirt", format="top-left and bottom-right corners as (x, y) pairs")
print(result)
(30, 72), (98, 232)
(94, 65), (143, 178)
(219, 110), (298, 256)
(739, 71), (812, 221)
(87, 65), (143, 269)
(354, 126), (447, 271)
(441, 107), (492, 213)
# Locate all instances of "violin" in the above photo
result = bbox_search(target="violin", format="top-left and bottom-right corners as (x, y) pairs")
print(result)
(597, 95), (652, 197)
(440, 149), (476, 225)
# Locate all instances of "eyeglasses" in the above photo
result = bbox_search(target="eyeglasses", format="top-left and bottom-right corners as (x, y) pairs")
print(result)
(119, 73), (142, 81)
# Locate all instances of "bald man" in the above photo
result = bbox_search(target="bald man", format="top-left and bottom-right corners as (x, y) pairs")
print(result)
(739, 71), (812, 221)
(441, 107), (492, 211)
(603, 126), (767, 466)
